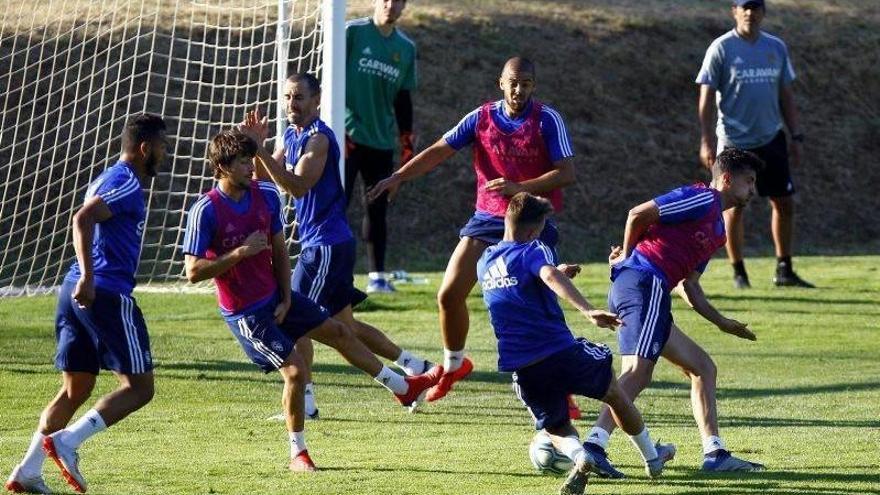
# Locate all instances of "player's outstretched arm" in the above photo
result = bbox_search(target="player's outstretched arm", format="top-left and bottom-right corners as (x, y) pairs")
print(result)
(539, 265), (620, 330)
(366, 138), (455, 202)
(184, 232), (269, 283)
(677, 271), (756, 341)
(71, 196), (113, 308)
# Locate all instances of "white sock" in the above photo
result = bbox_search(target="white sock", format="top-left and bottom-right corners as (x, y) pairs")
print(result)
(702, 435), (726, 456)
(304, 383), (318, 416)
(373, 365), (408, 395)
(556, 435), (586, 464)
(628, 427), (658, 462)
(395, 349), (428, 376)
(584, 426), (611, 449)
(289, 430), (307, 457)
(61, 409), (107, 449)
(368, 271), (387, 281)
(18, 432), (46, 474)
(443, 349), (465, 373)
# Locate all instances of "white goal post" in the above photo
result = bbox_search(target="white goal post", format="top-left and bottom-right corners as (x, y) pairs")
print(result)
(0, 0), (346, 296)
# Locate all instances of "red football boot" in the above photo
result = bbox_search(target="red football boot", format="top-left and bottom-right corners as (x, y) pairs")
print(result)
(289, 450), (317, 473)
(394, 365), (443, 406)
(426, 357), (473, 402)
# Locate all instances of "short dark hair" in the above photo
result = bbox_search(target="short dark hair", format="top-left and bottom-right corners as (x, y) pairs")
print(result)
(286, 72), (321, 96)
(207, 130), (257, 179)
(121, 113), (166, 152)
(506, 192), (554, 228)
(502, 56), (536, 78)
(713, 148), (765, 177)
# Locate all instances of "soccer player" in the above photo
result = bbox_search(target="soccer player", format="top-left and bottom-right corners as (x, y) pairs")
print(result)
(478, 192), (674, 495)
(345, 0), (418, 293)
(4, 114), (167, 494)
(182, 130), (440, 472)
(697, 0), (813, 288)
(368, 57), (576, 402)
(582, 149), (766, 475)
(237, 73), (435, 417)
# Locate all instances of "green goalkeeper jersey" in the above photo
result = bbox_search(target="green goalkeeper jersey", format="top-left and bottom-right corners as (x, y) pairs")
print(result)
(345, 17), (417, 150)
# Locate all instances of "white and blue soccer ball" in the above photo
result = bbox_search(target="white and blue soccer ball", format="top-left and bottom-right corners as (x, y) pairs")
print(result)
(528, 431), (573, 475)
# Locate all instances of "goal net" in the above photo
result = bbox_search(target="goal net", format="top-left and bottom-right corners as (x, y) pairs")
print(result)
(0, 0), (341, 296)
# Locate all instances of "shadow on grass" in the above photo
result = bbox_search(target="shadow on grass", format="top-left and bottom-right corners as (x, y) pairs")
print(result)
(641, 411), (880, 429)
(315, 465), (540, 478)
(706, 294), (877, 306)
(624, 469), (880, 495)
(651, 380), (880, 400)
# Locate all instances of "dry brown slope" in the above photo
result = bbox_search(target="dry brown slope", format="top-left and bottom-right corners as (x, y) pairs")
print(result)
(345, 0), (880, 268)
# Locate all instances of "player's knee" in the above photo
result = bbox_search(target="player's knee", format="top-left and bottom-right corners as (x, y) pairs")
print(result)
(684, 354), (716, 382)
(323, 319), (354, 347)
(63, 380), (95, 404)
(437, 285), (464, 310)
(280, 364), (304, 385)
(771, 196), (794, 216)
(128, 377), (155, 406)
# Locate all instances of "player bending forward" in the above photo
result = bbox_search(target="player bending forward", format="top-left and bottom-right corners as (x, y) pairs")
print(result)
(583, 148), (766, 476)
(478, 192), (675, 495)
(182, 130), (441, 472)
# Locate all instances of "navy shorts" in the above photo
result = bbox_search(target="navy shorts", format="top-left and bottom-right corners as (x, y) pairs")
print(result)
(726, 131), (794, 198)
(459, 211), (559, 249)
(512, 339), (613, 430)
(608, 268), (672, 362)
(54, 280), (153, 375)
(225, 291), (329, 373)
(292, 239), (367, 316)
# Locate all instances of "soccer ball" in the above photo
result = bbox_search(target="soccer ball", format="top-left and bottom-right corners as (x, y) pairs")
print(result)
(528, 431), (574, 475)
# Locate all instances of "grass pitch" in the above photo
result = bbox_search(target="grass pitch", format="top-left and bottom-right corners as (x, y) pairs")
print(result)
(1, 256), (878, 495)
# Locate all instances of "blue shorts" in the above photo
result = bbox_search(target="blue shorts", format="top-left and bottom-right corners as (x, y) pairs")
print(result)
(512, 339), (613, 430)
(608, 268), (672, 362)
(292, 239), (367, 316)
(225, 291), (329, 373)
(459, 211), (559, 248)
(54, 280), (153, 375)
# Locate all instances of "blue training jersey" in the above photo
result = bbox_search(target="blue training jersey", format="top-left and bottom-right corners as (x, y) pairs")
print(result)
(478, 239), (575, 372)
(696, 29), (796, 149)
(284, 119), (353, 248)
(443, 100), (574, 162)
(65, 161), (146, 294)
(181, 181), (285, 317)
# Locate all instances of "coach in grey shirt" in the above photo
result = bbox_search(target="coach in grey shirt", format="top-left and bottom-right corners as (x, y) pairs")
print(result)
(697, 0), (813, 289)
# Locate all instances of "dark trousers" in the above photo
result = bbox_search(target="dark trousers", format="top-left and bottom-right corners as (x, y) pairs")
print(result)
(345, 141), (394, 273)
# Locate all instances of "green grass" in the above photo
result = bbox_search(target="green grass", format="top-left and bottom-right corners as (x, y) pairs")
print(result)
(1, 255), (879, 495)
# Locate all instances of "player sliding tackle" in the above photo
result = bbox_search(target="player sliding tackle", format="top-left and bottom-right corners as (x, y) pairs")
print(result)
(369, 57), (577, 403)
(478, 192), (674, 495)
(182, 130), (441, 472)
(237, 73), (437, 416)
(582, 148), (766, 476)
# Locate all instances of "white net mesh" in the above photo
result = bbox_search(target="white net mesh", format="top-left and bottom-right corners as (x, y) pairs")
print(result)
(0, 0), (325, 295)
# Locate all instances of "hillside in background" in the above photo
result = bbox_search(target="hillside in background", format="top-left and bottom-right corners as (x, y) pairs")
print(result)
(345, 0), (879, 269)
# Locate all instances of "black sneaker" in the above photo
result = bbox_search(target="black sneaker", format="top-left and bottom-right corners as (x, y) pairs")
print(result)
(773, 271), (815, 288)
(733, 272), (751, 289)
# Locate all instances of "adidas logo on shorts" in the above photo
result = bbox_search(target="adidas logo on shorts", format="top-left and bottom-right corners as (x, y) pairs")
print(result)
(481, 257), (518, 290)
